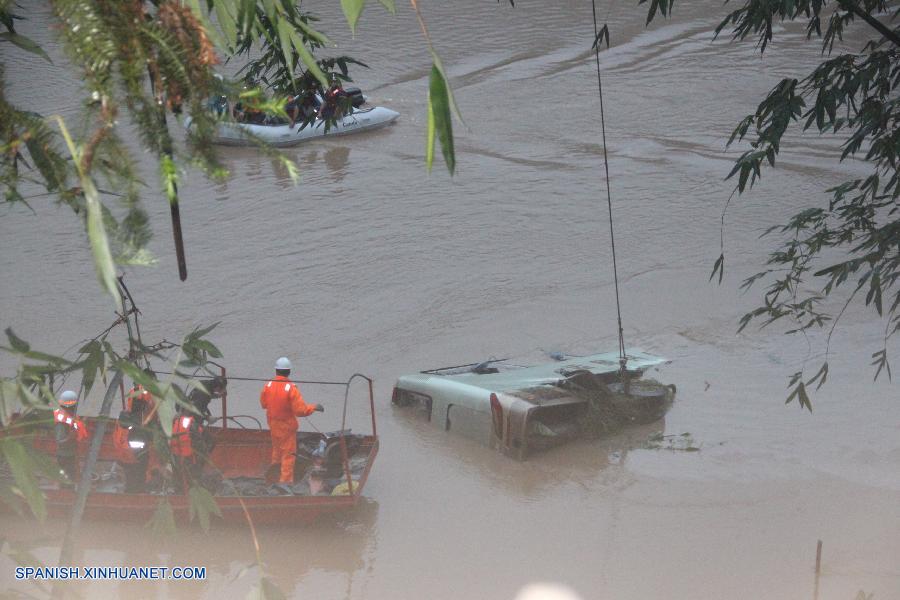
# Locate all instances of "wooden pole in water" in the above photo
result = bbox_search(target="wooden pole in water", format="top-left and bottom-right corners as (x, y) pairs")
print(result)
(813, 539), (823, 600)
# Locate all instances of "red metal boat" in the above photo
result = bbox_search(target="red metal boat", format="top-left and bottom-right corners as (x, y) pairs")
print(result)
(9, 373), (378, 527)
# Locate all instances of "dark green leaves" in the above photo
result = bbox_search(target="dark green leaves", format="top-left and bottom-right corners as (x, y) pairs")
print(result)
(0, 32), (51, 63)
(806, 362), (829, 390)
(705, 2), (900, 409)
(709, 253), (725, 285)
(872, 349), (892, 381)
(786, 380), (813, 412)
(4, 328), (29, 354)
(0, 3), (50, 63)
(77, 339), (105, 398)
(592, 24), (610, 50)
(638, 0), (676, 26)
(183, 322), (224, 364)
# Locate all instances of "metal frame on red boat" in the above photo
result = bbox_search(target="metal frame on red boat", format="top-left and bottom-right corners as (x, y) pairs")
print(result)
(11, 368), (379, 527)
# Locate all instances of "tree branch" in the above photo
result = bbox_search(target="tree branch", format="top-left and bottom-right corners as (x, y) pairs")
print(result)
(841, 1), (900, 48)
(54, 370), (123, 598)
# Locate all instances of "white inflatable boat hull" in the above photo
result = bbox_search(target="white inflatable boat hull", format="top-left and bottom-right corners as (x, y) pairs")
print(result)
(188, 106), (399, 147)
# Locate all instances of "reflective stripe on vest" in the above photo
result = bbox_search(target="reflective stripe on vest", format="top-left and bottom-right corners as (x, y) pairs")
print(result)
(54, 409), (75, 427)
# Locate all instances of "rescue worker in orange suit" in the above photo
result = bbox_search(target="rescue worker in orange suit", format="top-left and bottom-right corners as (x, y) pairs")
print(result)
(113, 409), (150, 493)
(317, 77), (346, 121)
(54, 390), (88, 486)
(126, 373), (157, 425)
(113, 370), (159, 492)
(170, 404), (209, 492)
(260, 357), (323, 487)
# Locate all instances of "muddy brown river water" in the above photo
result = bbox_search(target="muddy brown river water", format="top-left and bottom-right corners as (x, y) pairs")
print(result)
(2, 2), (899, 599)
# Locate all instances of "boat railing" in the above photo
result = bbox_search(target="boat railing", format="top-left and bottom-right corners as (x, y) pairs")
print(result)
(210, 365), (376, 498)
(135, 363), (376, 498)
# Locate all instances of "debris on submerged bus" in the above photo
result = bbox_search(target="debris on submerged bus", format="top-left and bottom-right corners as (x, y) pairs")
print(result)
(391, 350), (675, 460)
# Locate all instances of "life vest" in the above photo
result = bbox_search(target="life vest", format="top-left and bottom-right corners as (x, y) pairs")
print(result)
(170, 415), (199, 458)
(113, 424), (141, 463)
(54, 408), (88, 442)
(127, 386), (154, 413)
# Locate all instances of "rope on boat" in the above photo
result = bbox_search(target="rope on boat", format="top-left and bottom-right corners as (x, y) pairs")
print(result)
(590, 0), (627, 369)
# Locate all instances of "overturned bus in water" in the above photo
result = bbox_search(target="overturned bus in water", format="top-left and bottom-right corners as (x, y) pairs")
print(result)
(391, 350), (675, 460)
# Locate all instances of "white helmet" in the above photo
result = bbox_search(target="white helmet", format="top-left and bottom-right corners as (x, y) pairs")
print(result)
(275, 357), (292, 371)
(59, 390), (78, 407)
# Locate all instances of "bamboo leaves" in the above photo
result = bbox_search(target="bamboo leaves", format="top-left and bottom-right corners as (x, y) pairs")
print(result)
(426, 64), (454, 174)
(0, 32), (51, 63)
(147, 498), (176, 536)
(188, 486), (222, 533)
(635, 0), (900, 407)
(592, 24), (610, 49)
(215, 1), (239, 48)
(341, 0), (365, 35)
(286, 25), (328, 90)
(53, 117), (122, 312)
(0, 439), (57, 522)
(412, 0), (465, 178)
(248, 577), (288, 600)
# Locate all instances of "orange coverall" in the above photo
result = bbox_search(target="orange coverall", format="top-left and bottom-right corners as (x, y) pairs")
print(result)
(259, 375), (317, 483)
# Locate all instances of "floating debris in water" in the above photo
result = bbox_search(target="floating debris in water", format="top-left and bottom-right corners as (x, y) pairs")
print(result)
(643, 432), (701, 452)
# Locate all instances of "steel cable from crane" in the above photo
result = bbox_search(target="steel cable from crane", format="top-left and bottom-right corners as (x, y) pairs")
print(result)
(590, 0), (627, 369)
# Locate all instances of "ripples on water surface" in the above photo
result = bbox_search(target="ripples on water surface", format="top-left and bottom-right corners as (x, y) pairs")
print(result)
(1, 2), (898, 599)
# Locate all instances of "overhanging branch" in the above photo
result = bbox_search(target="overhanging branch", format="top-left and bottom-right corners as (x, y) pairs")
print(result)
(842, 1), (900, 48)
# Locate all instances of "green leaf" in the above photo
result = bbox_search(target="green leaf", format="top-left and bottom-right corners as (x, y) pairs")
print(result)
(215, 1), (239, 48)
(78, 340), (104, 398)
(871, 349), (892, 382)
(709, 253), (724, 284)
(190, 339), (223, 359)
(806, 361), (829, 390)
(146, 498), (176, 537)
(187, 322), (221, 342)
(4, 328), (30, 353)
(592, 24), (610, 49)
(425, 91), (436, 172)
(248, 577), (287, 600)
(341, 0), (366, 35)
(0, 439), (47, 522)
(276, 19), (296, 89)
(53, 117), (122, 311)
(378, 0), (396, 14)
(160, 154), (179, 206)
(188, 486), (222, 533)
(157, 390), (176, 437)
(0, 482), (26, 518)
(428, 64), (455, 175)
(0, 32), (51, 63)
(287, 28), (328, 90)
(428, 51), (464, 125)
(84, 178), (122, 312)
(294, 19), (331, 47)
